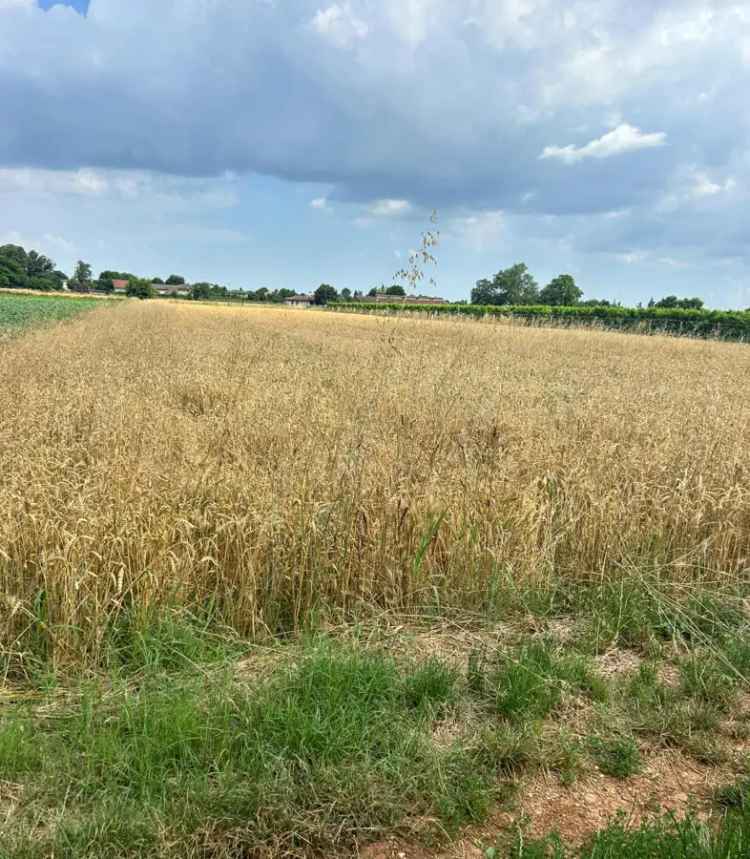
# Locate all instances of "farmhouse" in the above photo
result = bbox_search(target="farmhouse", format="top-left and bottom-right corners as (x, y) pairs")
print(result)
(111, 279), (191, 297)
(284, 294), (316, 308)
(152, 283), (190, 297)
(373, 293), (448, 305)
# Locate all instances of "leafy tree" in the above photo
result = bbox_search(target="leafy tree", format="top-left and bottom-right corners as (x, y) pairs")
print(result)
(0, 244), (64, 291)
(385, 285), (406, 296)
(581, 299), (612, 307)
(539, 274), (583, 306)
(367, 287), (379, 297)
(314, 283), (338, 305)
(340, 288), (352, 300)
(152, 277), (164, 284)
(126, 278), (154, 299)
(269, 288), (296, 303)
(190, 283), (212, 301)
(471, 263), (539, 305)
(166, 275), (186, 285)
(653, 295), (705, 310)
(0, 246), (28, 289)
(471, 278), (494, 304)
(26, 250), (55, 278)
(189, 282), (232, 301)
(73, 260), (93, 289)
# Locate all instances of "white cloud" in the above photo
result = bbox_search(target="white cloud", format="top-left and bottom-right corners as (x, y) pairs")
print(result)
(367, 198), (411, 217)
(615, 250), (648, 265)
(0, 167), (238, 209)
(0, 167), (109, 196)
(453, 210), (505, 252)
(540, 123), (667, 164)
(312, 3), (368, 47)
(690, 172), (736, 198)
(383, 0), (433, 46)
(310, 196), (328, 209)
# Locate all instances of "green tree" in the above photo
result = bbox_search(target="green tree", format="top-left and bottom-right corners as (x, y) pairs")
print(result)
(26, 250), (55, 278)
(190, 283), (212, 301)
(152, 277), (164, 284)
(0, 245), (67, 291)
(470, 278), (494, 304)
(0, 244), (64, 291)
(98, 270), (136, 293)
(340, 287), (352, 300)
(653, 296), (704, 310)
(269, 288), (296, 303)
(166, 275), (186, 285)
(539, 274), (583, 306)
(0, 245), (26, 289)
(471, 263), (539, 305)
(314, 283), (338, 305)
(385, 285), (406, 296)
(126, 278), (154, 299)
(73, 260), (93, 289)
(189, 282), (231, 301)
(367, 287), (379, 297)
(581, 298), (611, 307)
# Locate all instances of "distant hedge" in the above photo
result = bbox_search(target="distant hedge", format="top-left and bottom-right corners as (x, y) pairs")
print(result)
(335, 303), (750, 341)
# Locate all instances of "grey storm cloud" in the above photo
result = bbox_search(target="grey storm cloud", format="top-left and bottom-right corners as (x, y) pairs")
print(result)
(1, 0), (749, 265)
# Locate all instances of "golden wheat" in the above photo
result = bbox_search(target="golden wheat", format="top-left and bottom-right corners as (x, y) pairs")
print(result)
(1, 301), (749, 666)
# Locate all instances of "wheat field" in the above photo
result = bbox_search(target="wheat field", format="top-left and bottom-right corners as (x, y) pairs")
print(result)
(1, 301), (749, 668)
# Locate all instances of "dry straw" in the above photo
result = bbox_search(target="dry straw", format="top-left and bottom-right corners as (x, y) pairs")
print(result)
(1, 302), (749, 667)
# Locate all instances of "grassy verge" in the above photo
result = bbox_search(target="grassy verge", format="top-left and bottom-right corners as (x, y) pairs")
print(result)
(3, 575), (750, 858)
(2, 633), (488, 857)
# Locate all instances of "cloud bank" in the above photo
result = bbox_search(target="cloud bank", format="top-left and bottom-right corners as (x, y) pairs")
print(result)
(0, 0), (748, 302)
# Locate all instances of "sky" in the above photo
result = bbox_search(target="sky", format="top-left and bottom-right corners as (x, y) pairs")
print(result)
(1, 0), (749, 306)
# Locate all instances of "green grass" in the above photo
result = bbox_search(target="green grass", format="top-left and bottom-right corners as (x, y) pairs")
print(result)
(0, 292), (99, 335)
(0, 638), (492, 858)
(505, 805), (750, 858)
(572, 580), (747, 655)
(587, 735), (642, 778)
(469, 639), (608, 723)
(2, 578), (750, 857)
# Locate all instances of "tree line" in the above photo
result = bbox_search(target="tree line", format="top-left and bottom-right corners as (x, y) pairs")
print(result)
(0, 245), (67, 291)
(0, 243), (716, 312)
(470, 263), (705, 310)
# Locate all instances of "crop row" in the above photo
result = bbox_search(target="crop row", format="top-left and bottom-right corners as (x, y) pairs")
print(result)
(337, 302), (750, 340)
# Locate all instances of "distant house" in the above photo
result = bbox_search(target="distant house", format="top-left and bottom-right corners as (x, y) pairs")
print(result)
(284, 294), (316, 308)
(373, 293), (448, 305)
(111, 279), (191, 297)
(152, 283), (191, 298)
